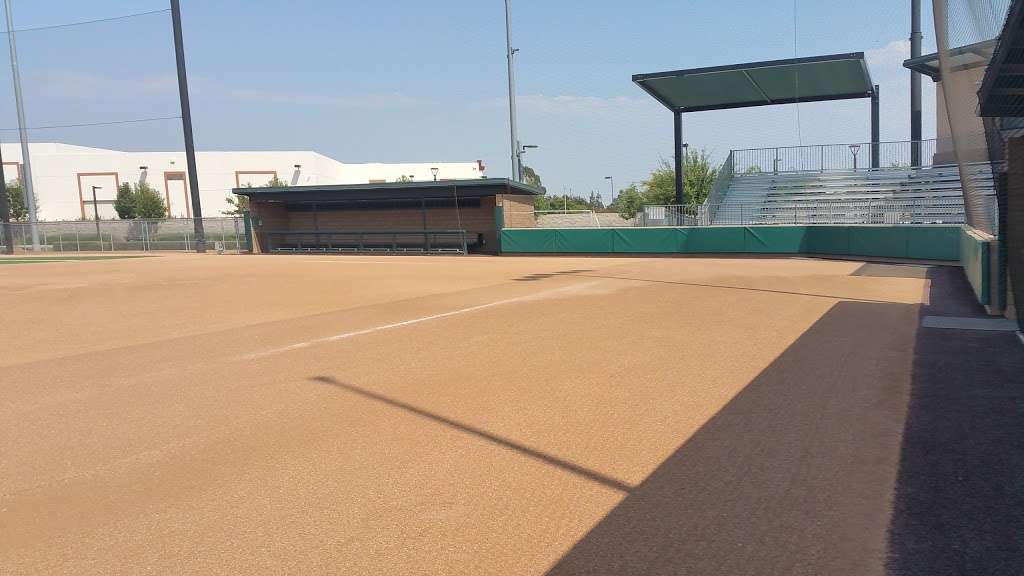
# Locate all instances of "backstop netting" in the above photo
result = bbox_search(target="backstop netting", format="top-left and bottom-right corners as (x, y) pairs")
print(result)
(932, 0), (1010, 237)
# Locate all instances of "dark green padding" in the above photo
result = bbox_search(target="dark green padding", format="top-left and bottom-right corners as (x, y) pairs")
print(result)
(501, 228), (558, 253)
(501, 225), (961, 261)
(555, 229), (613, 253)
(744, 226), (806, 254)
(803, 227), (851, 255)
(611, 228), (680, 252)
(681, 227), (745, 253)
(959, 226), (990, 305)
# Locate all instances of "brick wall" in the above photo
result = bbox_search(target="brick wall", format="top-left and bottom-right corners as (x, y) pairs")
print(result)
(500, 194), (536, 228)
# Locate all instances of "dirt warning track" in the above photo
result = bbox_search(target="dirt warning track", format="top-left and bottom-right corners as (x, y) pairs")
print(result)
(1, 253), (931, 575)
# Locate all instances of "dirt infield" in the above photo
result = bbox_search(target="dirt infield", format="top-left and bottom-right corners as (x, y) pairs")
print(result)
(0, 254), (937, 574)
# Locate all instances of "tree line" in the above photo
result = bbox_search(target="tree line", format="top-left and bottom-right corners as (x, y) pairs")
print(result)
(525, 147), (719, 219)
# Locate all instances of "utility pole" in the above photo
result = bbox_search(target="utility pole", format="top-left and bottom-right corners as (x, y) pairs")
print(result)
(910, 0), (922, 167)
(171, 0), (206, 252)
(504, 0), (521, 182)
(4, 0), (39, 251)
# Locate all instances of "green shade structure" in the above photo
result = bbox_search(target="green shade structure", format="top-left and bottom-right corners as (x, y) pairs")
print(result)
(633, 53), (875, 113)
(633, 53), (880, 205)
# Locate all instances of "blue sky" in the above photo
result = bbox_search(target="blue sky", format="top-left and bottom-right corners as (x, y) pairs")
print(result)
(0, 0), (936, 200)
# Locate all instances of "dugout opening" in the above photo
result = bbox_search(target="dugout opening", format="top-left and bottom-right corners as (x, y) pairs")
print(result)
(234, 178), (542, 255)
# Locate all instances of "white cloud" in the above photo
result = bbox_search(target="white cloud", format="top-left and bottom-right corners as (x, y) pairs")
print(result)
(866, 40), (912, 70)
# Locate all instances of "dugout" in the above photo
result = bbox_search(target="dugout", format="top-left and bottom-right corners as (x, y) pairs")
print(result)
(235, 178), (542, 255)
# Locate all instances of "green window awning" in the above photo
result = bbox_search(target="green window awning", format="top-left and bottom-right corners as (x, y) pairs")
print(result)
(633, 53), (876, 113)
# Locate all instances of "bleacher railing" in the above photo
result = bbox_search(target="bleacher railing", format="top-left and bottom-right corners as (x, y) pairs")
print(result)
(732, 139), (939, 175)
(697, 151), (735, 225)
(639, 196), (996, 229)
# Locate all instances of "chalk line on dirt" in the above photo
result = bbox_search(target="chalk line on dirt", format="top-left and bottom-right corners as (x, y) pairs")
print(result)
(243, 280), (607, 359)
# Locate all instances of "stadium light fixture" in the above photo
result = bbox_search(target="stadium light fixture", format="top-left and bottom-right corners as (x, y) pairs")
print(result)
(294, 164), (302, 169)
(518, 145), (538, 181)
(431, 167), (439, 181)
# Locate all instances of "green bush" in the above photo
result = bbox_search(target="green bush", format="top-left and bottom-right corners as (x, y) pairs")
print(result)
(115, 181), (167, 219)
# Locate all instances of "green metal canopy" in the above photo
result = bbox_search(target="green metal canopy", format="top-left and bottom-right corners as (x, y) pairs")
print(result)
(632, 53), (876, 113)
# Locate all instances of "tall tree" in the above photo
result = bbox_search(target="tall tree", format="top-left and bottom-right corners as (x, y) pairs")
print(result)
(114, 182), (167, 219)
(114, 182), (135, 219)
(609, 149), (718, 217)
(6, 180), (27, 221)
(134, 182), (167, 219)
(521, 165), (545, 192)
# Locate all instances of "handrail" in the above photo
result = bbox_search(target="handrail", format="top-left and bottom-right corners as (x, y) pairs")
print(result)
(731, 139), (938, 154)
(698, 151), (734, 225)
(731, 139), (941, 175)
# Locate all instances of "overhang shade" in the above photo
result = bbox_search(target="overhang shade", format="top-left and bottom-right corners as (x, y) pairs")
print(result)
(633, 53), (876, 113)
(979, 0), (1024, 117)
(903, 39), (996, 82)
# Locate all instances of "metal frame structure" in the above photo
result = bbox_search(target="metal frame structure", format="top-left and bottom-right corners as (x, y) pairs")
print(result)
(633, 53), (880, 205)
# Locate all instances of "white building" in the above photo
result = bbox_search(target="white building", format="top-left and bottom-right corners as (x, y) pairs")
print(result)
(0, 143), (487, 221)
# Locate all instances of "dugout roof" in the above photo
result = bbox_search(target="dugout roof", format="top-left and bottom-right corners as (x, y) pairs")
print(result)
(234, 178), (544, 203)
(632, 52), (876, 113)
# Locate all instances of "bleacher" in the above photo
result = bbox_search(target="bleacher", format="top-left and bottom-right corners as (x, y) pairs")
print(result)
(711, 163), (996, 225)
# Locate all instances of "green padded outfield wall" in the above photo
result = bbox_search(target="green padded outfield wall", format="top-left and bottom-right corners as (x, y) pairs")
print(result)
(959, 226), (991, 306)
(500, 225), (961, 261)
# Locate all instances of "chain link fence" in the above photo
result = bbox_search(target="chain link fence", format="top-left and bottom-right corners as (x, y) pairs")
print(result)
(0, 217), (248, 254)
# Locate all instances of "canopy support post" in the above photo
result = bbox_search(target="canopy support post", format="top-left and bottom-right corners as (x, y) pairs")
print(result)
(674, 110), (684, 206)
(911, 0), (923, 167)
(871, 85), (880, 169)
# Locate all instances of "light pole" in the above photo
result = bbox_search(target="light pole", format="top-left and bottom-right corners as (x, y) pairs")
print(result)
(4, 0), (39, 251)
(604, 176), (614, 204)
(431, 167), (439, 181)
(518, 144), (538, 181)
(504, 0), (521, 181)
(91, 186), (102, 249)
(170, 0), (205, 252)
(849, 144), (861, 171)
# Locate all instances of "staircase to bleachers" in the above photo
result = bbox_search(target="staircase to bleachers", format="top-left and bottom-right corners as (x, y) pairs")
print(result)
(710, 163), (995, 225)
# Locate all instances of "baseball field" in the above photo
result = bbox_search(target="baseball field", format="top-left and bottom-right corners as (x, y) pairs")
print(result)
(0, 253), (985, 574)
